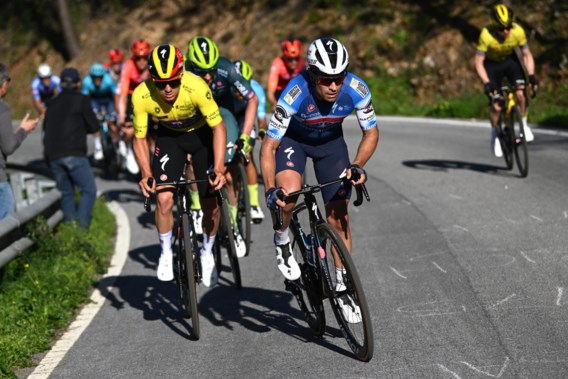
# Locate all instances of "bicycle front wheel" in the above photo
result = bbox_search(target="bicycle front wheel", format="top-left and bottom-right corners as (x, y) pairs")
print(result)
(316, 223), (373, 362)
(511, 106), (529, 177)
(237, 163), (251, 256)
(498, 120), (514, 170)
(180, 213), (200, 339)
(220, 196), (242, 289)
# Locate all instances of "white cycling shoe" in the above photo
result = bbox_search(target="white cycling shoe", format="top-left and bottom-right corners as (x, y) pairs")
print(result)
(250, 206), (265, 224)
(336, 283), (362, 323)
(200, 254), (218, 287)
(275, 243), (301, 280)
(94, 146), (104, 161)
(491, 128), (503, 158)
(235, 233), (247, 258)
(157, 253), (174, 282)
(125, 148), (139, 175)
(524, 124), (535, 142)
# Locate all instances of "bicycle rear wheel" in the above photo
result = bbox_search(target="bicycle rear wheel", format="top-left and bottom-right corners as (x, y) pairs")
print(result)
(511, 106), (529, 178)
(219, 195), (242, 288)
(236, 163), (251, 256)
(316, 223), (373, 362)
(179, 213), (200, 339)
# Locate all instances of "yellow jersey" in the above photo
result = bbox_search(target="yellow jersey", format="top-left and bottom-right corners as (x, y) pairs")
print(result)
(132, 72), (222, 138)
(476, 22), (527, 62)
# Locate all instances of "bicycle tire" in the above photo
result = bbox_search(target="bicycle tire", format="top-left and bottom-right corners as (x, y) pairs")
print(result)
(220, 196), (242, 289)
(316, 222), (373, 362)
(236, 163), (252, 256)
(498, 118), (514, 170)
(180, 213), (200, 339)
(511, 106), (529, 177)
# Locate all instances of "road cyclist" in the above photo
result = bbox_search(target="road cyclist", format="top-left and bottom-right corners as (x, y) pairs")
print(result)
(267, 39), (306, 112)
(132, 43), (227, 287)
(261, 37), (379, 322)
(31, 63), (61, 117)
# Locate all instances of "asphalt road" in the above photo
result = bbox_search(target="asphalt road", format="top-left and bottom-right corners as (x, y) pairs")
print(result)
(12, 117), (568, 378)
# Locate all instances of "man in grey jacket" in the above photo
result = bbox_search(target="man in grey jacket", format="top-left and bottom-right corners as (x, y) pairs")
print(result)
(0, 63), (39, 220)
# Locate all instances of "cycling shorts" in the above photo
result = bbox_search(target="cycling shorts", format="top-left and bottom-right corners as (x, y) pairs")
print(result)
(484, 57), (526, 94)
(152, 126), (216, 198)
(91, 98), (116, 122)
(275, 136), (352, 204)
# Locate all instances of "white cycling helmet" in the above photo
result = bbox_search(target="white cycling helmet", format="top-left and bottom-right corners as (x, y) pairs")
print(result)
(38, 63), (52, 78)
(307, 38), (349, 76)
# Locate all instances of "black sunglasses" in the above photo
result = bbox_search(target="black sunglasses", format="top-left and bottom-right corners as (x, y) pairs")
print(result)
(192, 67), (216, 77)
(154, 78), (181, 90)
(317, 75), (346, 86)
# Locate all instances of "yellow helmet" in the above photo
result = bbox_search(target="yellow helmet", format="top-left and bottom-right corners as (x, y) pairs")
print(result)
(492, 4), (514, 29)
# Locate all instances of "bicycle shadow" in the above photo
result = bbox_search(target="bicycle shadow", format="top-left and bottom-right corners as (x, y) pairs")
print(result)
(97, 245), (354, 356)
(402, 159), (518, 176)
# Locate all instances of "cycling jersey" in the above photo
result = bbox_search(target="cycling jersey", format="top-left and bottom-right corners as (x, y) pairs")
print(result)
(476, 22), (528, 62)
(267, 56), (306, 93)
(233, 79), (266, 121)
(31, 75), (61, 103)
(131, 72), (222, 139)
(81, 73), (117, 99)
(207, 57), (255, 114)
(267, 71), (377, 144)
(119, 58), (150, 96)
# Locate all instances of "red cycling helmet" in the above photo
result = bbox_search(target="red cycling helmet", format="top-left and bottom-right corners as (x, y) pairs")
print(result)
(108, 48), (124, 64)
(281, 39), (302, 59)
(131, 39), (151, 58)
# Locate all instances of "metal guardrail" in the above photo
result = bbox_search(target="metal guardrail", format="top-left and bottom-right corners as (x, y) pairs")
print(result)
(0, 163), (63, 270)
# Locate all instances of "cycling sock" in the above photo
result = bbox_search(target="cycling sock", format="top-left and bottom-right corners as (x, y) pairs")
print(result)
(159, 231), (173, 255)
(274, 228), (290, 245)
(190, 189), (201, 210)
(229, 204), (237, 222)
(94, 136), (102, 149)
(248, 183), (259, 207)
(522, 116), (528, 128)
(200, 234), (216, 257)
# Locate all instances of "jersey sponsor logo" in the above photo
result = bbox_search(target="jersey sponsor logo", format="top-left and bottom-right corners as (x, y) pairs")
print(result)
(160, 154), (170, 171)
(206, 91), (212, 100)
(218, 68), (228, 77)
(154, 107), (161, 114)
(283, 85), (301, 105)
(274, 105), (288, 122)
(350, 78), (369, 98)
(286, 161), (295, 168)
(160, 174), (168, 181)
(362, 100), (374, 114)
(234, 81), (249, 96)
(307, 104), (315, 113)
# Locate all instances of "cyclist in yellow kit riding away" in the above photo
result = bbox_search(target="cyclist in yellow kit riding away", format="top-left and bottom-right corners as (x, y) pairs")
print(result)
(474, 3), (539, 158)
(132, 44), (227, 287)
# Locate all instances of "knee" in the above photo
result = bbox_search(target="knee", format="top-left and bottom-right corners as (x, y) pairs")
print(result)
(156, 193), (174, 214)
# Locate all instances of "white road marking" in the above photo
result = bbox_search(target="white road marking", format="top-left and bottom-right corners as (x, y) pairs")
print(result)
(28, 201), (130, 379)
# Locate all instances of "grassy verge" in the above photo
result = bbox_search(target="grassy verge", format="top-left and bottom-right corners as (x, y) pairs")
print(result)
(0, 199), (116, 378)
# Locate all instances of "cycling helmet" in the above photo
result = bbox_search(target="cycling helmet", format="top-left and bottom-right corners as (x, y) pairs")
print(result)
(108, 48), (124, 64)
(233, 59), (253, 81)
(281, 39), (302, 59)
(186, 36), (219, 70)
(491, 3), (514, 29)
(37, 63), (52, 78)
(307, 38), (349, 76)
(148, 44), (184, 80)
(89, 62), (106, 77)
(131, 39), (151, 58)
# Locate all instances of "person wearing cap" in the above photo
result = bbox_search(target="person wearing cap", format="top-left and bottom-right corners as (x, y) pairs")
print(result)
(42, 67), (100, 229)
(31, 63), (61, 117)
(0, 63), (39, 219)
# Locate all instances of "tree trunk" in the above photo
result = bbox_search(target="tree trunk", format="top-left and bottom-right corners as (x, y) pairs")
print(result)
(55, 0), (81, 59)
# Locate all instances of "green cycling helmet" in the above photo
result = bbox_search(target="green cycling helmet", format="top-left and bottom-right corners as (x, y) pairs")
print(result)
(233, 59), (253, 81)
(186, 36), (219, 70)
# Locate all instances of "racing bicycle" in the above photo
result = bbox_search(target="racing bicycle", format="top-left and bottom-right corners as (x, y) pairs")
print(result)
(273, 176), (374, 361)
(492, 85), (529, 178)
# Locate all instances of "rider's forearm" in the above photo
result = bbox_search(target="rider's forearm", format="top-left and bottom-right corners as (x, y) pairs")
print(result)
(212, 122), (227, 174)
(241, 95), (259, 136)
(352, 127), (379, 167)
(133, 137), (151, 178)
(260, 138), (278, 189)
(474, 55), (489, 84)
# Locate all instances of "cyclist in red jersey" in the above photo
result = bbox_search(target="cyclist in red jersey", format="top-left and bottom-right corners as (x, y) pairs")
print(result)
(267, 39), (307, 112)
(116, 39), (152, 175)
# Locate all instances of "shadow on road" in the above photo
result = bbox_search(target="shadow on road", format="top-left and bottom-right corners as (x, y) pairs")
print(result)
(402, 159), (516, 176)
(97, 245), (354, 358)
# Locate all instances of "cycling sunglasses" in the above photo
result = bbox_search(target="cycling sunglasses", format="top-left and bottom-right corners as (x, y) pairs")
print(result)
(317, 74), (346, 86)
(154, 77), (182, 90)
(286, 57), (299, 62)
(193, 67), (217, 77)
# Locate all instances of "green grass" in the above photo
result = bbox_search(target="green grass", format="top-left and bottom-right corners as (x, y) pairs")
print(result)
(0, 199), (116, 378)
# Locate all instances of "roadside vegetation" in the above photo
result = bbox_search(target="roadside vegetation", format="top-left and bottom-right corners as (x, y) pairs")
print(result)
(0, 200), (115, 378)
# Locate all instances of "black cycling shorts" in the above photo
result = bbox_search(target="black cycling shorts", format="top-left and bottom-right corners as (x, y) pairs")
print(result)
(152, 126), (216, 198)
(484, 57), (526, 91)
(275, 136), (351, 204)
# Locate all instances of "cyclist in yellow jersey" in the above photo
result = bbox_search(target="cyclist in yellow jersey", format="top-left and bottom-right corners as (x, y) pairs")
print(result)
(132, 44), (227, 287)
(475, 3), (539, 157)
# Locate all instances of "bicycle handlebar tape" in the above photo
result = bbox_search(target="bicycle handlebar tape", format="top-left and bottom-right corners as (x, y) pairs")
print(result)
(144, 178), (154, 212)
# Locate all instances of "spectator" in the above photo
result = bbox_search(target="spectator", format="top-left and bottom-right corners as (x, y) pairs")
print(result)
(0, 63), (39, 220)
(43, 67), (100, 229)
